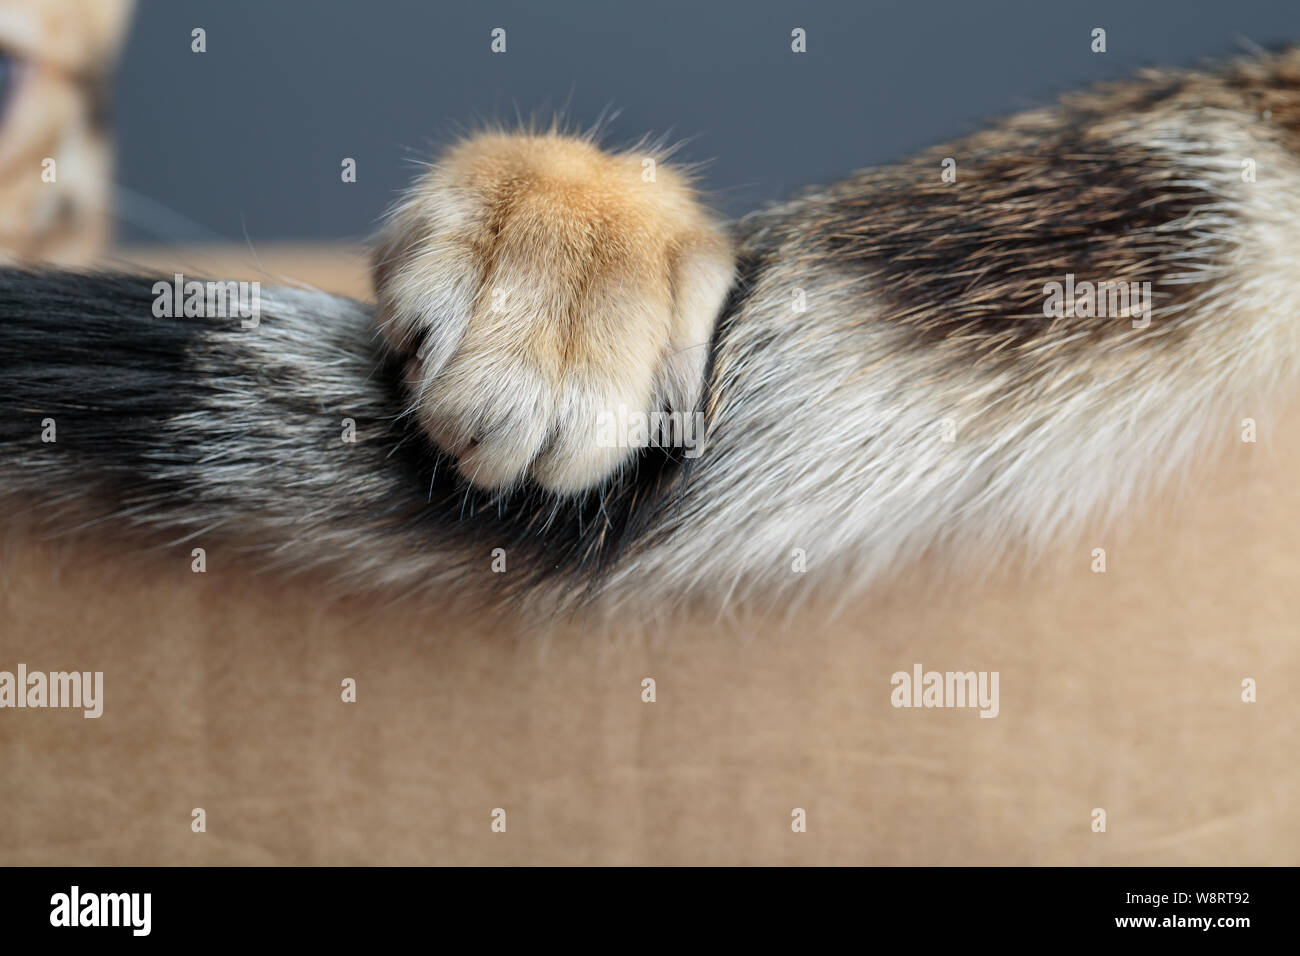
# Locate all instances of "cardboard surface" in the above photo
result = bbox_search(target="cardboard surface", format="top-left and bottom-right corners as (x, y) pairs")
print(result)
(1, 246), (1295, 865)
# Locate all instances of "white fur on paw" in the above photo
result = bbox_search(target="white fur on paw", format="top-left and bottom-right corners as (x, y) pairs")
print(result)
(373, 132), (734, 493)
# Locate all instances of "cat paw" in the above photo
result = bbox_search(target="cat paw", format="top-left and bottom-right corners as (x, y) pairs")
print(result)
(372, 132), (733, 493)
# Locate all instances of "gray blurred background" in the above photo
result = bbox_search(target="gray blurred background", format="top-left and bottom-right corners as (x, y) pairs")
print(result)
(112, 0), (1298, 243)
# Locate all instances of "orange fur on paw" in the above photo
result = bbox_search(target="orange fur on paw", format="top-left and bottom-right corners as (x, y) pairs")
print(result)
(372, 132), (734, 493)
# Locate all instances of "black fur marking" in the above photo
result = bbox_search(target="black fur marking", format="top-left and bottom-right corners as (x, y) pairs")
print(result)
(0, 271), (205, 508)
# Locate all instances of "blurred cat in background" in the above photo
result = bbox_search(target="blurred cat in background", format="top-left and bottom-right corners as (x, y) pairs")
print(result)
(0, 0), (132, 263)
